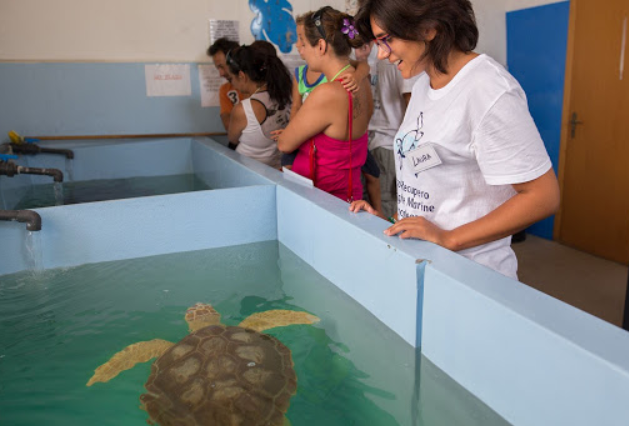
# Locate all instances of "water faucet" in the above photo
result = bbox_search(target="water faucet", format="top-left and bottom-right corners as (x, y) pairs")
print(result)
(0, 154), (64, 182)
(3, 142), (74, 159)
(0, 209), (42, 231)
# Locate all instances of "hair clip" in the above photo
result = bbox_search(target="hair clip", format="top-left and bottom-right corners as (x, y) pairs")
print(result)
(225, 49), (238, 69)
(341, 18), (359, 40)
(312, 8), (329, 40)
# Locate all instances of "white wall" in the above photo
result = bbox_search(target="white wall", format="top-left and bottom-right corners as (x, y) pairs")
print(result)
(0, 0), (567, 65)
(472, 0), (508, 65)
(0, 0), (343, 62)
(506, 0), (567, 12)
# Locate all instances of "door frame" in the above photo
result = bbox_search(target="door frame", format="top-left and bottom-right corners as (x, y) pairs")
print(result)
(553, 0), (577, 240)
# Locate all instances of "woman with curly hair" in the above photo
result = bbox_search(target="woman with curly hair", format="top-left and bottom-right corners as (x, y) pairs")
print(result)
(227, 44), (292, 169)
(350, 0), (560, 279)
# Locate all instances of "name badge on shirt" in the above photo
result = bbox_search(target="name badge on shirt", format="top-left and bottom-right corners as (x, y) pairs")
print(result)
(405, 143), (442, 174)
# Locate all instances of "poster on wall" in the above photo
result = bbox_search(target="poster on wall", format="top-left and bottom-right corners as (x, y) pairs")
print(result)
(209, 19), (239, 44)
(145, 64), (191, 97)
(198, 65), (222, 107)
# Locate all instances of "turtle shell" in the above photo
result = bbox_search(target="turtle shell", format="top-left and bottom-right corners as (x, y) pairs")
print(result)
(140, 325), (297, 426)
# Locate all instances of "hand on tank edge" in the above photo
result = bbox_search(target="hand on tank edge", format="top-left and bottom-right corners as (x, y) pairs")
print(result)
(384, 216), (453, 249)
(349, 200), (386, 220)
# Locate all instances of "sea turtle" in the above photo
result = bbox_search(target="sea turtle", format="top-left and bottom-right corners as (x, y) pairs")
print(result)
(86, 303), (319, 425)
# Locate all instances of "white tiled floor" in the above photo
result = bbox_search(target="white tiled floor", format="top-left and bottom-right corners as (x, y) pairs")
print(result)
(512, 235), (628, 327)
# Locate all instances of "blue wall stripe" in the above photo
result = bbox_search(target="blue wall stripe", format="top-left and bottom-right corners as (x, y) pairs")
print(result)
(0, 63), (223, 137)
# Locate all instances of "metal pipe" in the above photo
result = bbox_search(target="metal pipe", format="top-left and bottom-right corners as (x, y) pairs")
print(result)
(40, 147), (74, 159)
(0, 209), (42, 231)
(0, 160), (18, 177)
(17, 165), (64, 183)
(0, 160), (63, 182)
(5, 143), (74, 159)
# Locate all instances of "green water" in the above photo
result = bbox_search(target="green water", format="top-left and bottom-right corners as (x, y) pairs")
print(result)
(12, 174), (210, 210)
(0, 241), (507, 426)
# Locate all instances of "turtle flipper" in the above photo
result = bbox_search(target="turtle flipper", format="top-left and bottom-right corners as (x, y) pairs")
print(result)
(239, 310), (320, 332)
(86, 339), (174, 386)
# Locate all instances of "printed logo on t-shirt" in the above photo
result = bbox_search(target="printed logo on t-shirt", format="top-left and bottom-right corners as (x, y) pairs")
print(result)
(394, 113), (425, 176)
(227, 90), (239, 105)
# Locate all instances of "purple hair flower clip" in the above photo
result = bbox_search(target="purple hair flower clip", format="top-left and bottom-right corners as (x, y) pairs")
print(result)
(341, 18), (359, 40)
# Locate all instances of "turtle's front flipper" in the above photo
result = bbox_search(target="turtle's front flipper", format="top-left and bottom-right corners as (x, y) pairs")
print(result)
(239, 310), (320, 332)
(86, 339), (174, 386)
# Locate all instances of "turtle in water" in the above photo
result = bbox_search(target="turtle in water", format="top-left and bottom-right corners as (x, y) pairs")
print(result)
(86, 303), (319, 425)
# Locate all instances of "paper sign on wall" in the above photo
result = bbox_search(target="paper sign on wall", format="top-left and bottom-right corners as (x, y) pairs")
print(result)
(198, 64), (222, 107)
(209, 20), (239, 45)
(145, 64), (191, 97)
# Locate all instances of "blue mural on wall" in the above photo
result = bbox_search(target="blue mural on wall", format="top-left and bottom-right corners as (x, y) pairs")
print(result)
(249, 0), (297, 53)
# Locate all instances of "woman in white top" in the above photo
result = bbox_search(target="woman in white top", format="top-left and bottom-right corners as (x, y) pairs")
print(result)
(227, 44), (291, 169)
(350, 0), (560, 279)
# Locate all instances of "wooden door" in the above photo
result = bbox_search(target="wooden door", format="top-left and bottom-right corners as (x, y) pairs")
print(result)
(556, 0), (629, 264)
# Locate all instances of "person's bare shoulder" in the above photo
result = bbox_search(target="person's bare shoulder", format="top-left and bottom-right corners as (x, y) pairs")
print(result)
(307, 81), (347, 106)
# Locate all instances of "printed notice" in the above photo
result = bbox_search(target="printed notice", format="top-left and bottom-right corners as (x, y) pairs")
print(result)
(145, 64), (191, 97)
(209, 19), (239, 45)
(198, 64), (222, 107)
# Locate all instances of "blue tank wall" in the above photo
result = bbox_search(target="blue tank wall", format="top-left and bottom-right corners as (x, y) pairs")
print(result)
(2, 137), (629, 425)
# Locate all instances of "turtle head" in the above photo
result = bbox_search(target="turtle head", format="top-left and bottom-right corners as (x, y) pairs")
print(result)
(185, 303), (222, 332)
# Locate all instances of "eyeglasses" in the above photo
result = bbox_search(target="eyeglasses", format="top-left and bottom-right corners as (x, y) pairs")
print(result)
(373, 34), (392, 56)
(312, 6), (332, 41)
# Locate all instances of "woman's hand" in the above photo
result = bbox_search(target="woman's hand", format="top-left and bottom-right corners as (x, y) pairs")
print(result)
(270, 129), (284, 141)
(384, 216), (454, 249)
(338, 72), (360, 94)
(349, 200), (382, 218)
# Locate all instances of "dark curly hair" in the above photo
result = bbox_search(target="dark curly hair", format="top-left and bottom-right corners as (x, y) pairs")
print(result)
(298, 6), (366, 57)
(250, 40), (277, 57)
(207, 37), (239, 57)
(355, 0), (478, 74)
(227, 45), (292, 110)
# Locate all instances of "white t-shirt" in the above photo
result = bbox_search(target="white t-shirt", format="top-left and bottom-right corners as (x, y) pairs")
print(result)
(368, 48), (419, 151)
(395, 54), (552, 279)
(237, 91), (290, 169)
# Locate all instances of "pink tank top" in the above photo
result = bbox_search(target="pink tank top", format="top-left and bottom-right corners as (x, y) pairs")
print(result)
(292, 132), (368, 201)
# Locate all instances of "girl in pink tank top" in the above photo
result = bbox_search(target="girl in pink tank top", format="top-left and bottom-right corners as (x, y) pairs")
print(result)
(277, 7), (373, 202)
(292, 126), (368, 202)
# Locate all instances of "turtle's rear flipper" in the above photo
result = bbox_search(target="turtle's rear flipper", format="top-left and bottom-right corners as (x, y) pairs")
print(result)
(239, 310), (320, 332)
(86, 339), (174, 386)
